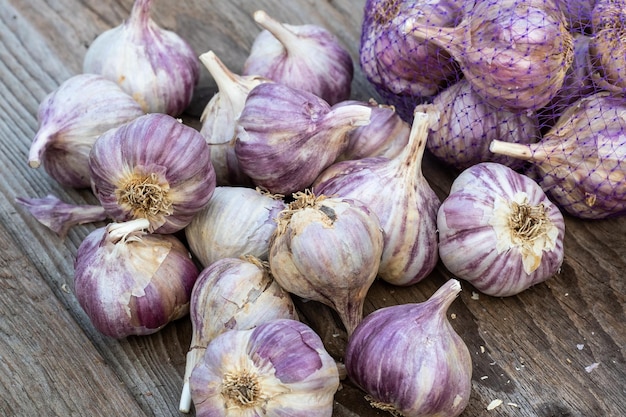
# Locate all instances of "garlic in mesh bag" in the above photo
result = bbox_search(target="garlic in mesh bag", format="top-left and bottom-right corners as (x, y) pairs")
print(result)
(588, 0), (626, 94)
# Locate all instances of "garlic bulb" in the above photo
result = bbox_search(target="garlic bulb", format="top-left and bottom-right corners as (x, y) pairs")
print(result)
(179, 255), (298, 413)
(27, 74), (144, 188)
(588, 0), (626, 94)
(335, 99), (410, 162)
(344, 279), (472, 417)
(89, 113), (216, 234)
(74, 218), (199, 339)
(404, 0), (574, 110)
(189, 318), (340, 417)
(185, 186), (286, 268)
(490, 92), (626, 219)
(417, 79), (540, 171)
(359, 0), (463, 119)
(438, 162), (565, 296)
(242, 10), (353, 105)
(83, 0), (200, 116)
(269, 191), (384, 335)
(198, 51), (271, 186)
(313, 111), (441, 286)
(235, 82), (371, 195)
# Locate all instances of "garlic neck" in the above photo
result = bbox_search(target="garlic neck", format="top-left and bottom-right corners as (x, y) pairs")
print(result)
(253, 10), (300, 53)
(199, 51), (243, 105)
(397, 111), (430, 178)
(129, 0), (153, 27)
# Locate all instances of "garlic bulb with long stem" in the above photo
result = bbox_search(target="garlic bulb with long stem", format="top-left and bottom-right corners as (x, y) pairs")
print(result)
(234, 82), (371, 195)
(89, 113), (216, 234)
(242, 10), (353, 106)
(269, 191), (384, 336)
(198, 51), (271, 186)
(179, 255), (298, 413)
(437, 162), (565, 296)
(74, 218), (199, 339)
(403, 0), (574, 111)
(344, 279), (472, 417)
(83, 0), (200, 116)
(184, 186), (286, 268)
(313, 110), (441, 286)
(490, 92), (626, 219)
(27, 74), (144, 188)
(189, 318), (340, 417)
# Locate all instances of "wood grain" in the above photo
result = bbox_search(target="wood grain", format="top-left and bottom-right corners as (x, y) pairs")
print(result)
(0, 1), (624, 416)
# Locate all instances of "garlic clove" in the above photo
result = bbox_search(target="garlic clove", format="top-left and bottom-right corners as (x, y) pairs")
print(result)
(184, 186), (286, 268)
(269, 191), (384, 335)
(83, 0), (200, 116)
(437, 162), (565, 296)
(179, 255), (298, 413)
(89, 113), (216, 234)
(198, 51), (272, 186)
(28, 74), (144, 188)
(344, 279), (472, 417)
(242, 10), (353, 106)
(235, 82), (371, 195)
(189, 318), (340, 417)
(74, 218), (199, 339)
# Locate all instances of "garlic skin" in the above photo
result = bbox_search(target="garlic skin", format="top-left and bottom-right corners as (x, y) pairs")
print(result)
(74, 219), (199, 339)
(190, 318), (339, 417)
(490, 92), (626, 219)
(242, 10), (353, 105)
(344, 279), (472, 417)
(269, 191), (384, 335)
(313, 111), (441, 286)
(437, 162), (565, 297)
(184, 186), (286, 268)
(588, 0), (626, 93)
(404, 0), (574, 110)
(27, 74), (144, 188)
(89, 113), (216, 234)
(198, 51), (272, 186)
(83, 0), (200, 116)
(179, 255), (298, 413)
(235, 83), (371, 195)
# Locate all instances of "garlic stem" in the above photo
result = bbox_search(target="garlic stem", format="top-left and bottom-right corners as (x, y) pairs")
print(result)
(199, 51), (241, 102)
(27, 128), (55, 168)
(106, 218), (150, 243)
(325, 104), (372, 130)
(431, 279), (462, 311)
(398, 111), (430, 176)
(402, 19), (464, 61)
(253, 10), (300, 53)
(179, 347), (205, 413)
(129, 0), (153, 27)
(489, 140), (534, 160)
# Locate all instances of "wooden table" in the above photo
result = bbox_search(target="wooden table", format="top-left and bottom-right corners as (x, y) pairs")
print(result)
(1, 1), (624, 416)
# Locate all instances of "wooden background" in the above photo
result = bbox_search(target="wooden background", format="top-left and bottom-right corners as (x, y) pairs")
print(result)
(0, 0), (624, 416)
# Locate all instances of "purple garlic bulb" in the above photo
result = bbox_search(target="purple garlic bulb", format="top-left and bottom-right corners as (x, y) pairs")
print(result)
(89, 113), (216, 233)
(313, 111), (441, 286)
(417, 79), (540, 171)
(588, 0), (626, 94)
(242, 10), (353, 105)
(344, 279), (472, 417)
(83, 0), (200, 116)
(404, 0), (574, 111)
(74, 219), (199, 339)
(359, 0), (464, 120)
(179, 255), (298, 413)
(27, 74), (144, 188)
(490, 92), (626, 219)
(189, 319), (340, 417)
(235, 82), (371, 195)
(437, 162), (565, 296)
(199, 51), (272, 186)
(335, 99), (410, 162)
(269, 191), (384, 335)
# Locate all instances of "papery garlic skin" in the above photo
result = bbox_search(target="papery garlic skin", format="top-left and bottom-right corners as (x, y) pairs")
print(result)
(89, 113), (216, 234)
(269, 192), (384, 335)
(190, 319), (339, 417)
(345, 279), (472, 417)
(437, 162), (565, 297)
(179, 255), (298, 413)
(185, 186), (286, 268)
(242, 10), (353, 105)
(74, 219), (199, 339)
(28, 74), (144, 188)
(83, 0), (200, 116)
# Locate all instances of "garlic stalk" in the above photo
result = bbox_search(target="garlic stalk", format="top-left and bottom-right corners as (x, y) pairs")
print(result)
(437, 162), (565, 296)
(179, 255), (298, 413)
(344, 279), (472, 417)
